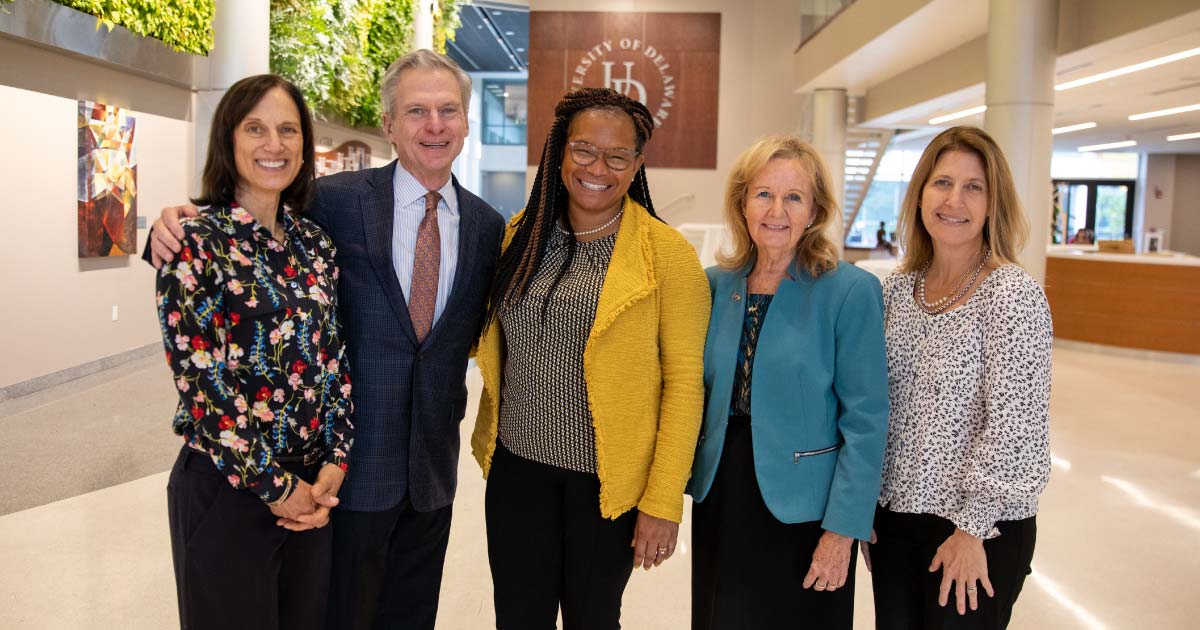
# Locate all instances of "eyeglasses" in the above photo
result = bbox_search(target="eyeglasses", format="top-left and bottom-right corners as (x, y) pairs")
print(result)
(566, 141), (639, 172)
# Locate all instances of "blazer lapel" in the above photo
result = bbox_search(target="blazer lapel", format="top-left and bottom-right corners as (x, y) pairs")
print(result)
(362, 161), (419, 345)
(706, 269), (746, 422)
(590, 197), (653, 339)
(423, 176), (480, 348)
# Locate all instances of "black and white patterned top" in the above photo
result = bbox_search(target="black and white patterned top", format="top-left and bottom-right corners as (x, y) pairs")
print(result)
(498, 228), (617, 473)
(879, 264), (1052, 539)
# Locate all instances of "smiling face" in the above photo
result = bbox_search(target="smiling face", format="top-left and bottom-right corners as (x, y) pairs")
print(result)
(560, 108), (644, 223)
(382, 68), (467, 190)
(920, 149), (989, 251)
(233, 87), (304, 204)
(742, 158), (815, 258)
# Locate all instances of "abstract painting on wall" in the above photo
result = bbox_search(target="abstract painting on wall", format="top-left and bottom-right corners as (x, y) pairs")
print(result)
(78, 101), (137, 257)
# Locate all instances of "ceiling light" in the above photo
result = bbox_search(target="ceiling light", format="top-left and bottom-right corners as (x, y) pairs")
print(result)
(1056, 47), (1200, 91)
(1052, 122), (1097, 135)
(1129, 103), (1200, 120)
(516, 47), (525, 52)
(1167, 131), (1200, 141)
(505, 31), (515, 35)
(928, 105), (986, 125)
(1078, 140), (1137, 152)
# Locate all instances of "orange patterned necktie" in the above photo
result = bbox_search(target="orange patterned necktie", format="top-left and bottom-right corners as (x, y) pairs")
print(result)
(409, 191), (442, 343)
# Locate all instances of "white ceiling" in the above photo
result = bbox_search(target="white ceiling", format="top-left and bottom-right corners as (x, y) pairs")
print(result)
(859, 7), (1200, 155)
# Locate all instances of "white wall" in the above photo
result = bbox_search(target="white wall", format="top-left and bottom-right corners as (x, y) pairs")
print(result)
(1138, 154), (1176, 251)
(526, 0), (805, 226)
(1171, 154), (1200, 256)
(0, 84), (190, 388)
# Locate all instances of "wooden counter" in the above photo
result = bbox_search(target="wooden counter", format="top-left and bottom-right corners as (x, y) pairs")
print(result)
(1044, 252), (1200, 354)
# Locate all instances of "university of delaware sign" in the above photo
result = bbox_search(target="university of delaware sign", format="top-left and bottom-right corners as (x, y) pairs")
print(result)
(529, 12), (721, 169)
(570, 39), (677, 128)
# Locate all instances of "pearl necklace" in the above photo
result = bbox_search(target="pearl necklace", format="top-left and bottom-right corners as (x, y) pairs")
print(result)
(557, 209), (624, 237)
(917, 247), (990, 314)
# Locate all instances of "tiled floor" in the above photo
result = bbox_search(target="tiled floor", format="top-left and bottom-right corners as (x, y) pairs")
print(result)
(1, 343), (1197, 629)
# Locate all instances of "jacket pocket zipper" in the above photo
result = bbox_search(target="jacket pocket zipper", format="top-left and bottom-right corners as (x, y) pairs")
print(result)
(793, 442), (842, 464)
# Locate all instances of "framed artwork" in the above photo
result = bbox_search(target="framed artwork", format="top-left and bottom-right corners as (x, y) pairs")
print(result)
(78, 101), (137, 257)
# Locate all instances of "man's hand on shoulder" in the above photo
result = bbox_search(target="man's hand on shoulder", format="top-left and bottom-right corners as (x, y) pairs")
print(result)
(150, 204), (201, 268)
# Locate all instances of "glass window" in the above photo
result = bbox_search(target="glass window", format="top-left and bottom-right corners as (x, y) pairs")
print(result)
(1052, 179), (1135, 243)
(482, 80), (527, 146)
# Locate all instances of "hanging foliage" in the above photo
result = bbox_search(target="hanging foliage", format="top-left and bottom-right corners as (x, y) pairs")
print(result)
(270, 0), (462, 128)
(44, 0), (215, 55)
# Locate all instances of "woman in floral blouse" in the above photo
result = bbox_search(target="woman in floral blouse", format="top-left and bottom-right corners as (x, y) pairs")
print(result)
(156, 74), (353, 630)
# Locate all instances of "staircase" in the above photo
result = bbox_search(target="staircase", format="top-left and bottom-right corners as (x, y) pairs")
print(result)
(842, 127), (894, 241)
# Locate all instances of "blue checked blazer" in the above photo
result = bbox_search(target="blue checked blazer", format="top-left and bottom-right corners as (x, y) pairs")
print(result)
(310, 162), (504, 512)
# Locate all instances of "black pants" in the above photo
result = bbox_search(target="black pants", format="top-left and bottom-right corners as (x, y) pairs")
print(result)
(485, 442), (638, 630)
(869, 506), (1036, 630)
(692, 418), (856, 630)
(325, 495), (453, 630)
(167, 445), (331, 630)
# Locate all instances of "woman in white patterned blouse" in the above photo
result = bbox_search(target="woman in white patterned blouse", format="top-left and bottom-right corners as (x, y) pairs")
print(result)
(866, 126), (1052, 630)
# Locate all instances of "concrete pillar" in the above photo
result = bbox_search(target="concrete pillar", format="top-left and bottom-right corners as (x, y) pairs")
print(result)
(812, 88), (847, 251)
(414, 0), (438, 50)
(193, 0), (270, 194)
(984, 0), (1058, 283)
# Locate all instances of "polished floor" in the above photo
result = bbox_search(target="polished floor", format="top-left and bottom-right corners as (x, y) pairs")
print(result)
(1, 344), (1197, 629)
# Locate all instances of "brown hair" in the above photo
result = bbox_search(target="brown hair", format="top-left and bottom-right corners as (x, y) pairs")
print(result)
(192, 74), (315, 213)
(718, 135), (839, 278)
(896, 126), (1028, 273)
(486, 87), (658, 323)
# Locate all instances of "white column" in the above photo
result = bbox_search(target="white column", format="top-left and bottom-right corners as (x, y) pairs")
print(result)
(193, 0), (270, 194)
(812, 88), (847, 253)
(984, 0), (1058, 283)
(414, 0), (438, 50)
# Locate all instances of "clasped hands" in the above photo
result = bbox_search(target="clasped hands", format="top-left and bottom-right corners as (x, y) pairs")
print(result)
(268, 464), (346, 532)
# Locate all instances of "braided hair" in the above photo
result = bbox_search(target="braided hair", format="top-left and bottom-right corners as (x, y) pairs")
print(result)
(486, 88), (660, 323)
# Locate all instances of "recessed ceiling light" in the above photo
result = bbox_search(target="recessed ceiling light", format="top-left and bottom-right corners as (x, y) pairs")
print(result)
(505, 31), (514, 35)
(928, 105), (986, 125)
(1056, 47), (1200, 91)
(1167, 131), (1200, 141)
(477, 24), (483, 28)
(517, 47), (525, 52)
(1052, 122), (1097, 135)
(1129, 103), (1200, 120)
(1078, 140), (1137, 152)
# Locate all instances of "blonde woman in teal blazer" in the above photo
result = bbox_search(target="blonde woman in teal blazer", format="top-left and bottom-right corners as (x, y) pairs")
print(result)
(687, 136), (888, 630)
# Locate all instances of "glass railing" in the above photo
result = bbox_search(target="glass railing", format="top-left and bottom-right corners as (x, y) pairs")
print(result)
(799, 0), (858, 47)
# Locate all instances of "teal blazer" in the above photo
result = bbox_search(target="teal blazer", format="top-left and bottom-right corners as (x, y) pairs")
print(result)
(687, 261), (888, 540)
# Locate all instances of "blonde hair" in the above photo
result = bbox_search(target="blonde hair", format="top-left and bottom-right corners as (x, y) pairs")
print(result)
(896, 126), (1029, 273)
(718, 136), (839, 277)
(379, 49), (472, 118)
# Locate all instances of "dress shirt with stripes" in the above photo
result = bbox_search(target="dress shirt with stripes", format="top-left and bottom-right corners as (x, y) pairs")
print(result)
(391, 166), (459, 326)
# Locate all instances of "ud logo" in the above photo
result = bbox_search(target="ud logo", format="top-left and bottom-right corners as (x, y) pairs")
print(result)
(571, 38), (676, 128)
(602, 61), (646, 104)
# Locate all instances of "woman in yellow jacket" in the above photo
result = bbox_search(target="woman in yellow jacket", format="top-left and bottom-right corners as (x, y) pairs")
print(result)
(471, 88), (710, 629)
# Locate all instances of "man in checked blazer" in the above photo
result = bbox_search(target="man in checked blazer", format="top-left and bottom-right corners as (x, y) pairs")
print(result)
(148, 51), (504, 629)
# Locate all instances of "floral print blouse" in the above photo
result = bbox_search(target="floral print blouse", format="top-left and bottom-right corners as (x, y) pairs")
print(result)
(156, 204), (354, 504)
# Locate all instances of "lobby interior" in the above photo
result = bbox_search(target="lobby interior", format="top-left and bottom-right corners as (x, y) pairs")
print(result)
(2, 0), (1199, 628)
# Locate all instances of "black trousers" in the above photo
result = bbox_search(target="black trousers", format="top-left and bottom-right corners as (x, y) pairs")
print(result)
(869, 506), (1036, 630)
(325, 495), (453, 630)
(692, 418), (856, 630)
(167, 445), (331, 630)
(485, 442), (638, 630)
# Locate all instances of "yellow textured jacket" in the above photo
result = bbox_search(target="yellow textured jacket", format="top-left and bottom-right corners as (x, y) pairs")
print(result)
(471, 197), (711, 523)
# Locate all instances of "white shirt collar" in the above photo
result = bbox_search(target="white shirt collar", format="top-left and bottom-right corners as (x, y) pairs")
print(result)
(393, 163), (458, 215)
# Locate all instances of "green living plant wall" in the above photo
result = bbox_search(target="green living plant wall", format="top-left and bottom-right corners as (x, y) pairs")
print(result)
(50, 0), (215, 55)
(270, 0), (461, 128)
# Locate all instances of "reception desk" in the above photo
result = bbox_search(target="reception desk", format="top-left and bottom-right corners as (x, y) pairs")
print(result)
(1044, 249), (1200, 355)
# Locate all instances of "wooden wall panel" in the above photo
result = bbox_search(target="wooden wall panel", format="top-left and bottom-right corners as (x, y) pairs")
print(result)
(528, 11), (721, 169)
(1044, 257), (1200, 354)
